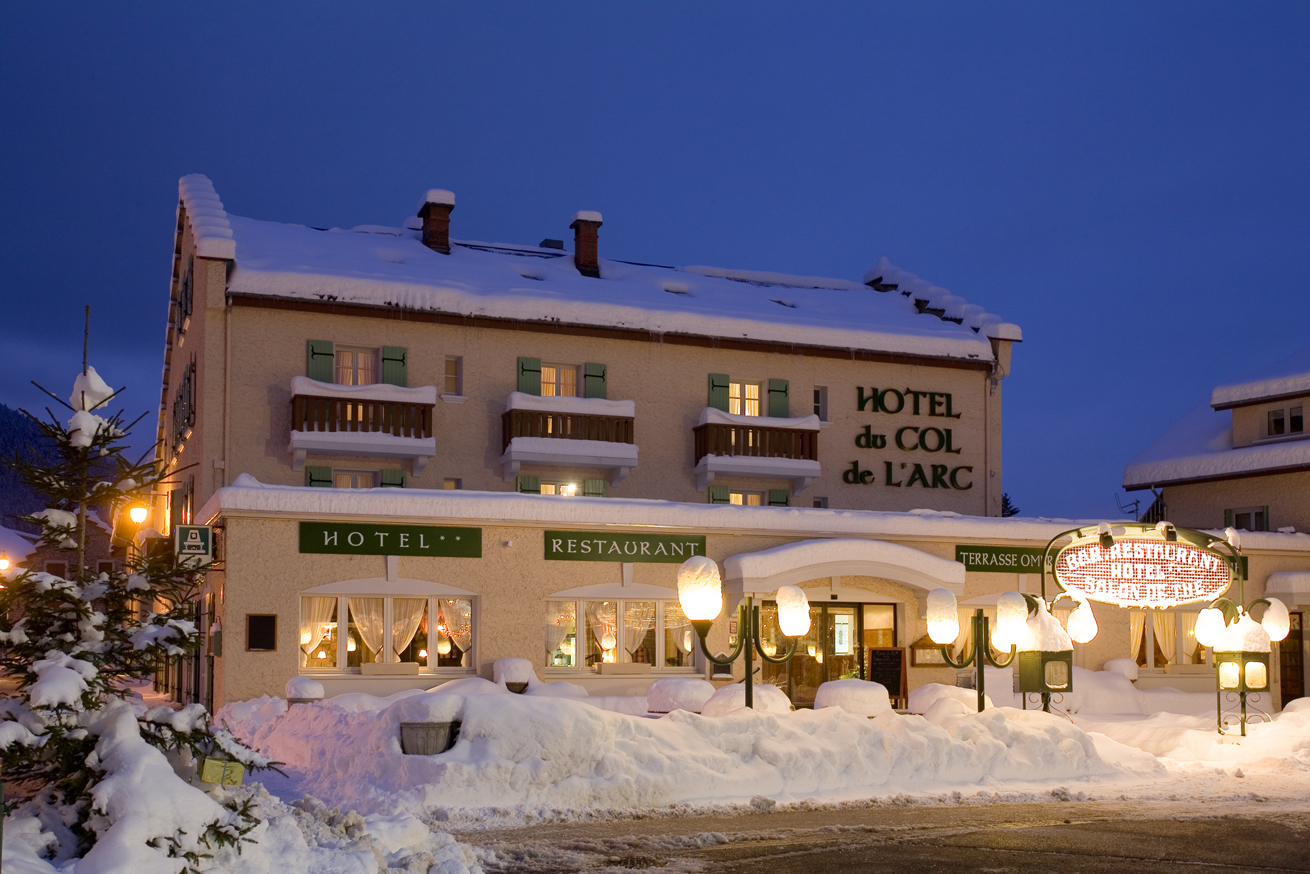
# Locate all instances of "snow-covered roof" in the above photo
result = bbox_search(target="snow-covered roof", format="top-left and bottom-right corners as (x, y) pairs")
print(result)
(1211, 343), (1310, 409)
(178, 174), (235, 260)
(186, 175), (1020, 362)
(0, 525), (36, 562)
(200, 474), (1310, 553)
(1125, 342), (1310, 488)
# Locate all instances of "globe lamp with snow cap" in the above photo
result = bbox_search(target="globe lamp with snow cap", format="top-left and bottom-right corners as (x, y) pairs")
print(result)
(925, 587), (1021, 713)
(675, 555), (810, 710)
(1016, 598), (1075, 706)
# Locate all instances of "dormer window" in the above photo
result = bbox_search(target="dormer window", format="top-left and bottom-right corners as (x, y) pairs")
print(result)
(1266, 405), (1304, 438)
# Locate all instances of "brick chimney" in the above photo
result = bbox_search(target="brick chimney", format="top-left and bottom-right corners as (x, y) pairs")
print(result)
(569, 211), (603, 278)
(417, 189), (456, 254)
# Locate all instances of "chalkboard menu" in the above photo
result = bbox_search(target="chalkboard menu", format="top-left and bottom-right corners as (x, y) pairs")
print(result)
(866, 647), (908, 706)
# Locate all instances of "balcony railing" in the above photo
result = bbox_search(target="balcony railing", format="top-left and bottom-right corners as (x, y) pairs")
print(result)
(502, 409), (635, 451)
(293, 395), (434, 439)
(693, 423), (817, 465)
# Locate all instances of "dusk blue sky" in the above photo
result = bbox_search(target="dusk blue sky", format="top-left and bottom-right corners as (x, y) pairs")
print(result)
(3, 3), (1308, 519)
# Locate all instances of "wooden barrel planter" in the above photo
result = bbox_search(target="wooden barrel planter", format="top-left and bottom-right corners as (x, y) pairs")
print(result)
(399, 721), (461, 755)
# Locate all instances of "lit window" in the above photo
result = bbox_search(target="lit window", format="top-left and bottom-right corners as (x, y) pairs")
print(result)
(540, 482), (580, 497)
(300, 595), (473, 672)
(1132, 609), (1208, 669)
(545, 599), (694, 669)
(443, 478), (461, 490)
(334, 348), (378, 386)
(334, 470), (376, 489)
(541, 364), (579, 397)
(729, 490), (764, 506)
(729, 381), (761, 416)
(444, 356), (462, 395)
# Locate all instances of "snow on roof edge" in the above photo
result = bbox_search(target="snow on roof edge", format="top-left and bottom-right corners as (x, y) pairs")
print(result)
(178, 174), (235, 260)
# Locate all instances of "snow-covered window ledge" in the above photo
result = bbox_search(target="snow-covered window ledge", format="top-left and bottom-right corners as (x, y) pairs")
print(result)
(500, 391), (638, 484)
(692, 407), (821, 492)
(289, 376), (438, 475)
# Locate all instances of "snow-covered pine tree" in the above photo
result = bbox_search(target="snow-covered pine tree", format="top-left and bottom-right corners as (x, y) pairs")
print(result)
(0, 363), (272, 869)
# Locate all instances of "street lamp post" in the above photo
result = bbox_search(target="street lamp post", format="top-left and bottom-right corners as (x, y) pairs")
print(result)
(926, 590), (1028, 712)
(676, 555), (811, 709)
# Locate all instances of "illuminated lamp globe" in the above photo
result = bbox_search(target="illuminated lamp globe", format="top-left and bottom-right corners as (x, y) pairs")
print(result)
(677, 555), (724, 622)
(315, 650), (327, 660)
(1194, 608), (1227, 648)
(418, 649), (428, 659)
(775, 585), (812, 637)
(601, 630), (617, 651)
(1065, 600), (1099, 644)
(993, 592), (1029, 649)
(436, 637), (452, 656)
(129, 505), (148, 525)
(1019, 600), (1073, 653)
(1261, 598), (1291, 642)
(300, 631), (312, 646)
(926, 589), (960, 645)
(347, 637), (357, 652)
(0, 553), (9, 571)
(1216, 612), (1271, 655)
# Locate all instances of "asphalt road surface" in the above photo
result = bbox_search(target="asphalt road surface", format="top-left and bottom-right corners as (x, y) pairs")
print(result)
(461, 798), (1310, 873)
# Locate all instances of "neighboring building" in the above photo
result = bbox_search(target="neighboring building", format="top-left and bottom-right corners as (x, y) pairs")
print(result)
(1124, 344), (1310, 704)
(157, 174), (1310, 713)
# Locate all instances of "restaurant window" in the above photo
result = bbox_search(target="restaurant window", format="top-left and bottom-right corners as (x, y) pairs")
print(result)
(544, 599), (695, 670)
(761, 600), (897, 705)
(299, 595), (474, 672)
(1131, 609), (1208, 669)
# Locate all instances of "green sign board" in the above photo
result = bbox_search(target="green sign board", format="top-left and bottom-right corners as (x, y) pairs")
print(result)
(175, 525), (214, 567)
(545, 531), (706, 563)
(299, 522), (482, 557)
(955, 545), (1053, 573)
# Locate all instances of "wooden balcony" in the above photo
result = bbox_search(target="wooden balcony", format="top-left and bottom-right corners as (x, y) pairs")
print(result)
(501, 409), (635, 451)
(693, 423), (817, 465)
(294, 395), (434, 439)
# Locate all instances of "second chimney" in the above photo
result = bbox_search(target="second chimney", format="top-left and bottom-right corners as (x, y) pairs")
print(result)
(418, 189), (456, 254)
(570, 211), (603, 278)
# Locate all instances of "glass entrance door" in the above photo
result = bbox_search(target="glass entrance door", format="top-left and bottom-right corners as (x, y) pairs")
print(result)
(761, 601), (896, 706)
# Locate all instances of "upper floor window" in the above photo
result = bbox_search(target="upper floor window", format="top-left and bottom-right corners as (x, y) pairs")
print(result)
(335, 470), (375, 489)
(708, 374), (790, 417)
(813, 386), (829, 421)
(306, 466), (405, 489)
(729, 380), (762, 416)
(517, 476), (606, 497)
(542, 364), (579, 397)
(444, 356), (463, 395)
(335, 348), (378, 386)
(1226, 505), (1268, 532)
(709, 486), (789, 506)
(1267, 405), (1304, 438)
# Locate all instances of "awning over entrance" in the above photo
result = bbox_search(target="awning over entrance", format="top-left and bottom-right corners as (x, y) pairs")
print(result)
(723, 538), (965, 598)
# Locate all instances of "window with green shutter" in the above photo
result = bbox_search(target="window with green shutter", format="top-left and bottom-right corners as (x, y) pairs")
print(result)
(708, 485), (730, 504)
(768, 489), (790, 507)
(307, 341), (335, 382)
(583, 478), (606, 497)
(708, 374), (730, 412)
(768, 379), (790, 418)
(516, 475), (541, 494)
(583, 363), (607, 399)
(380, 470), (406, 488)
(381, 347), (408, 387)
(518, 357), (542, 395)
(305, 466), (332, 488)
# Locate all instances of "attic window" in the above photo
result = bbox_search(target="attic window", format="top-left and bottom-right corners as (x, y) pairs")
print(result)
(770, 298), (797, 308)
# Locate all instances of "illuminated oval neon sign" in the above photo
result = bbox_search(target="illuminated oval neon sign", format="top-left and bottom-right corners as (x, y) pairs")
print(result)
(1054, 538), (1232, 609)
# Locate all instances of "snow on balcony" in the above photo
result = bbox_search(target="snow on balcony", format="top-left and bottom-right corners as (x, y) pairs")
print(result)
(693, 407), (821, 493)
(500, 392), (638, 485)
(289, 377), (438, 475)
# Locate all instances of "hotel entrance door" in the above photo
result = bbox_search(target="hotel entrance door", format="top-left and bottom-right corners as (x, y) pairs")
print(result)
(761, 601), (897, 706)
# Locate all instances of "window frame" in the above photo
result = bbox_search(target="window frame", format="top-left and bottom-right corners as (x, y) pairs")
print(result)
(333, 346), (380, 387)
(813, 385), (829, 421)
(1227, 505), (1269, 532)
(443, 478), (462, 490)
(333, 469), (378, 489)
(543, 598), (699, 674)
(1132, 608), (1210, 670)
(541, 362), (581, 398)
(298, 594), (477, 676)
(728, 489), (765, 506)
(444, 355), (463, 396)
(728, 379), (764, 417)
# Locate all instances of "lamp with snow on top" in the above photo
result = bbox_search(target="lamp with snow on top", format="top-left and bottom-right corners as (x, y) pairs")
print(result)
(676, 554), (810, 710)
(927, 588), (1024, 713)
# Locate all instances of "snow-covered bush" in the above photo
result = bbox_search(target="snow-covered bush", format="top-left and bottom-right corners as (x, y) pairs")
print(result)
(0, 365), (273, 870)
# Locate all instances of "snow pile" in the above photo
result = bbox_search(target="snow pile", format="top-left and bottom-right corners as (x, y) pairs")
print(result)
(229, 690), (1123, 816)
(69, 366), (115, 411)
(700, 683), (792, 716)
(492, 657), (537, 686)
(814, 679), (892, 717)
(506, 391), (635, 418)
(290, 376), (438, 405)
(697, 407), (821, 431)
(646, 678), (716, 714)
(286, 677), (325, 700)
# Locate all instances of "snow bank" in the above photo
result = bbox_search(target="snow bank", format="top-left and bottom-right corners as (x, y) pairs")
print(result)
(234, 690), (1121, 816)
(701, 683), (792, 716)
(506, 391), (634, 418)
(290, 375), (438, 405)
(814, 679), (892, 717)
(286, 677), (324, 700)
(697, 408), (821, 431)
(647, 678), (716, 714)
(493, 657), (537, 686)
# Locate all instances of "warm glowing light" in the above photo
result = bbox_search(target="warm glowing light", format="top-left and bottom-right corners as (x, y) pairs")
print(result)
(807, 643), (817, 657)
(1262, 598), (1291, 642)
(347, 637), (358, 652)
(993, 592), (1028, 649)
(775, 585), (811, 637)
(129, 505), (148, 525)
(1065, 592), (1099, 644)
(315, 650), (327, 660)
(601, 631), (617, 650)
(418, 649), (427, 659)
(1245, 661), (1267, 689)
(815, 651), (824, 664)
(1195, 608), (1227, 648)
(560, 639), (575, 657)
(0, 553), (11, 572)
(926, 589), (960, 645)
(761, 640), (777, 657)
(300, 632), (312, 646)
(677, 556), (723, 622)
(436, 637), (452, 656)
(1219, 661), (1240, 689)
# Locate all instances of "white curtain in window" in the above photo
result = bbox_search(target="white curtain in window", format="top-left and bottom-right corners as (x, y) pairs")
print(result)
(348, 597), (386, 662)
(545, 601), (574, 662)
(391, 598), (427, 660)
(1130, 611), (1146, 663)
(1180, 612), (1201, 663)
(300, 597), (336, 660)
(954, 607), (972, 660)
(665, 602), (693, 654)
(1152, 612), (1176, 666)
(623, 601), (656, 663)
(438, 599), (473, 654)
(1053, 607), (1072, 630)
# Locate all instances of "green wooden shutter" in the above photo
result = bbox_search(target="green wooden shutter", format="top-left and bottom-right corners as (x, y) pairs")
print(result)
(516, 475), (541, 494)
(1260, 505), (1270, 531)
(708, 374), (730, 411)
(517, 357), (542, 395)
(380, 470), (406, 488)
(381, 347), (408, 387)
(307, 340), (335, 382)
(708, 485), (730, 504)
(583, 363), (608, 399)
(583, 478), (606, 497)
(305, 466), (332, 488)
(768, 489), (790, 507)
(1224, 509), (1234, 528)
(768, 379), (790, 418)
